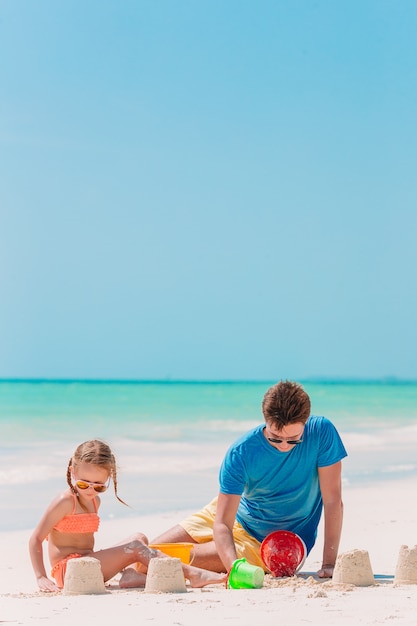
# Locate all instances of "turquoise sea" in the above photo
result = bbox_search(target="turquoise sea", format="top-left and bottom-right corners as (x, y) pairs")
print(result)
(1, 380), (417, 532)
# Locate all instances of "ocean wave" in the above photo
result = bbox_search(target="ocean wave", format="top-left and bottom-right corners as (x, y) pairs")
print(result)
(341, 423), (417, 450)
(383, 464), (417, 473)
(2, 422), (417, 487)
(0, 465), (59, 485)
(0, 440), (227, 485)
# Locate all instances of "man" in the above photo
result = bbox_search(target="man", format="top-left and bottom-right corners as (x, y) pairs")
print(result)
(152, 380), (347, 578)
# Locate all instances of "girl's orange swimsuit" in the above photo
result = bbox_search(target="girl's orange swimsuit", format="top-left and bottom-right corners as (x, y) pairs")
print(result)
(50, 493), (100, 588)
(53, 493), (100, 533)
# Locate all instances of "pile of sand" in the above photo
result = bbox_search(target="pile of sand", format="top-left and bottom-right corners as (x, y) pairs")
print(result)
(63, 557), (107, 595)
(332, 549), (375, 587)
(144, 557), (187, 593)
(394, 545), (417, 585)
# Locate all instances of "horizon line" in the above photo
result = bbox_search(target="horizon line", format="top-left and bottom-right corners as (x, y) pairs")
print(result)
(0, 376), (416, 385)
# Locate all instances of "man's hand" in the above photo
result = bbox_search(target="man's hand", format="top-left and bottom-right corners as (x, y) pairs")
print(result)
(317, 564), (334, 578)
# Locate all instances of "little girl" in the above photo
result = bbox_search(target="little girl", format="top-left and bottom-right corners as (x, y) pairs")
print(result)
(29, 439), (226, 592)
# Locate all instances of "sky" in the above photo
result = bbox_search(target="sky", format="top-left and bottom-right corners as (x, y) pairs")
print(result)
(1, 0), (416, 381)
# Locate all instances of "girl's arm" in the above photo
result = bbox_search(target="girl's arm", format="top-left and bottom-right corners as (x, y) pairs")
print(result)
(29, 492), (73, 592)
(29, 532), (58, 592)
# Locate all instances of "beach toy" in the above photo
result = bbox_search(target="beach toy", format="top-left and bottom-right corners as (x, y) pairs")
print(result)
(227, 558), (264, 589)
(149, 542), (194, 564)
(394, 545), (417, 584)
(332, 549), (375, 586)
(260, 530), (307, 577)
(63, 557), (107, 595)
(144, 557), (187, 593)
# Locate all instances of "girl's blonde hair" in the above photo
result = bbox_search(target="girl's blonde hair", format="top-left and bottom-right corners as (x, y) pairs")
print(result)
(66, 439), (127, 506)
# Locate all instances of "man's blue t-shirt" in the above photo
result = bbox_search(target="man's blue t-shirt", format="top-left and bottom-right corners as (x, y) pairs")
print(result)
(219, 415), (347, 553)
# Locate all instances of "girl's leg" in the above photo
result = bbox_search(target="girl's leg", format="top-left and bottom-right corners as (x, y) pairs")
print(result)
(181, 563), (226, 588)
(93, 537), (226, 589)
(93, 535), (159, 586)
(112, 531), (149, 547)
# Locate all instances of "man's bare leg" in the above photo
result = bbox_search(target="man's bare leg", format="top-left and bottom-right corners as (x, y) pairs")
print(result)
(152, 524), (194, 544)
(151, 524), (225, 572)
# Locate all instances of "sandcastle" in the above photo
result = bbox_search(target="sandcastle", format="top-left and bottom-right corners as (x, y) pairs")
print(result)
(63, 557), (107, 595)
(144, 557), (187, 593)
(394, 545), (417, 584)
(332, 549), (375, 586)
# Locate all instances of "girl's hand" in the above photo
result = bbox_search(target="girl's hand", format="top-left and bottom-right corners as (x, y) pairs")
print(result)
(37, 576), (60, 592)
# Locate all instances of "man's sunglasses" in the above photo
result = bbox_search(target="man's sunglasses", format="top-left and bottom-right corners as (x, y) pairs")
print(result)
(74, 479), (110, 493)
(267, 437), (303, 446)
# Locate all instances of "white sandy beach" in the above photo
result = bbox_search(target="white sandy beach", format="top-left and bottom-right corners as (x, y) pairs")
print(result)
(1, 476), (417, 625)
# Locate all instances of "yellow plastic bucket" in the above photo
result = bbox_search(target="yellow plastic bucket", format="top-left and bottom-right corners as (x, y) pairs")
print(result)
(149, 542), (194, 564)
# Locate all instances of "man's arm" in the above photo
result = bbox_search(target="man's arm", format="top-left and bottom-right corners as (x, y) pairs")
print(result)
(317, 461), (344, 578)
(213, 492), (241, 572)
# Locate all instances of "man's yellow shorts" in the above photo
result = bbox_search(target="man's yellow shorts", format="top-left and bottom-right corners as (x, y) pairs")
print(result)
(179, 496), (267, 570)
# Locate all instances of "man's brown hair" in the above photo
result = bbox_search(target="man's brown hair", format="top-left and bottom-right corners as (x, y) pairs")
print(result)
(262, 380), (311, 428)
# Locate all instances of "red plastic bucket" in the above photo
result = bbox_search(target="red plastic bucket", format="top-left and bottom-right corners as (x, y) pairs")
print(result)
(260, 530), (307, 577)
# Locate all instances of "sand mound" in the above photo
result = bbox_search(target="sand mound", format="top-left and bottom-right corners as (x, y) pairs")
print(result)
(332, 549), (375, 587)
(63, 557), (107, 595)
(394, 545), (417, 584)
(145, 557), (187, 593)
